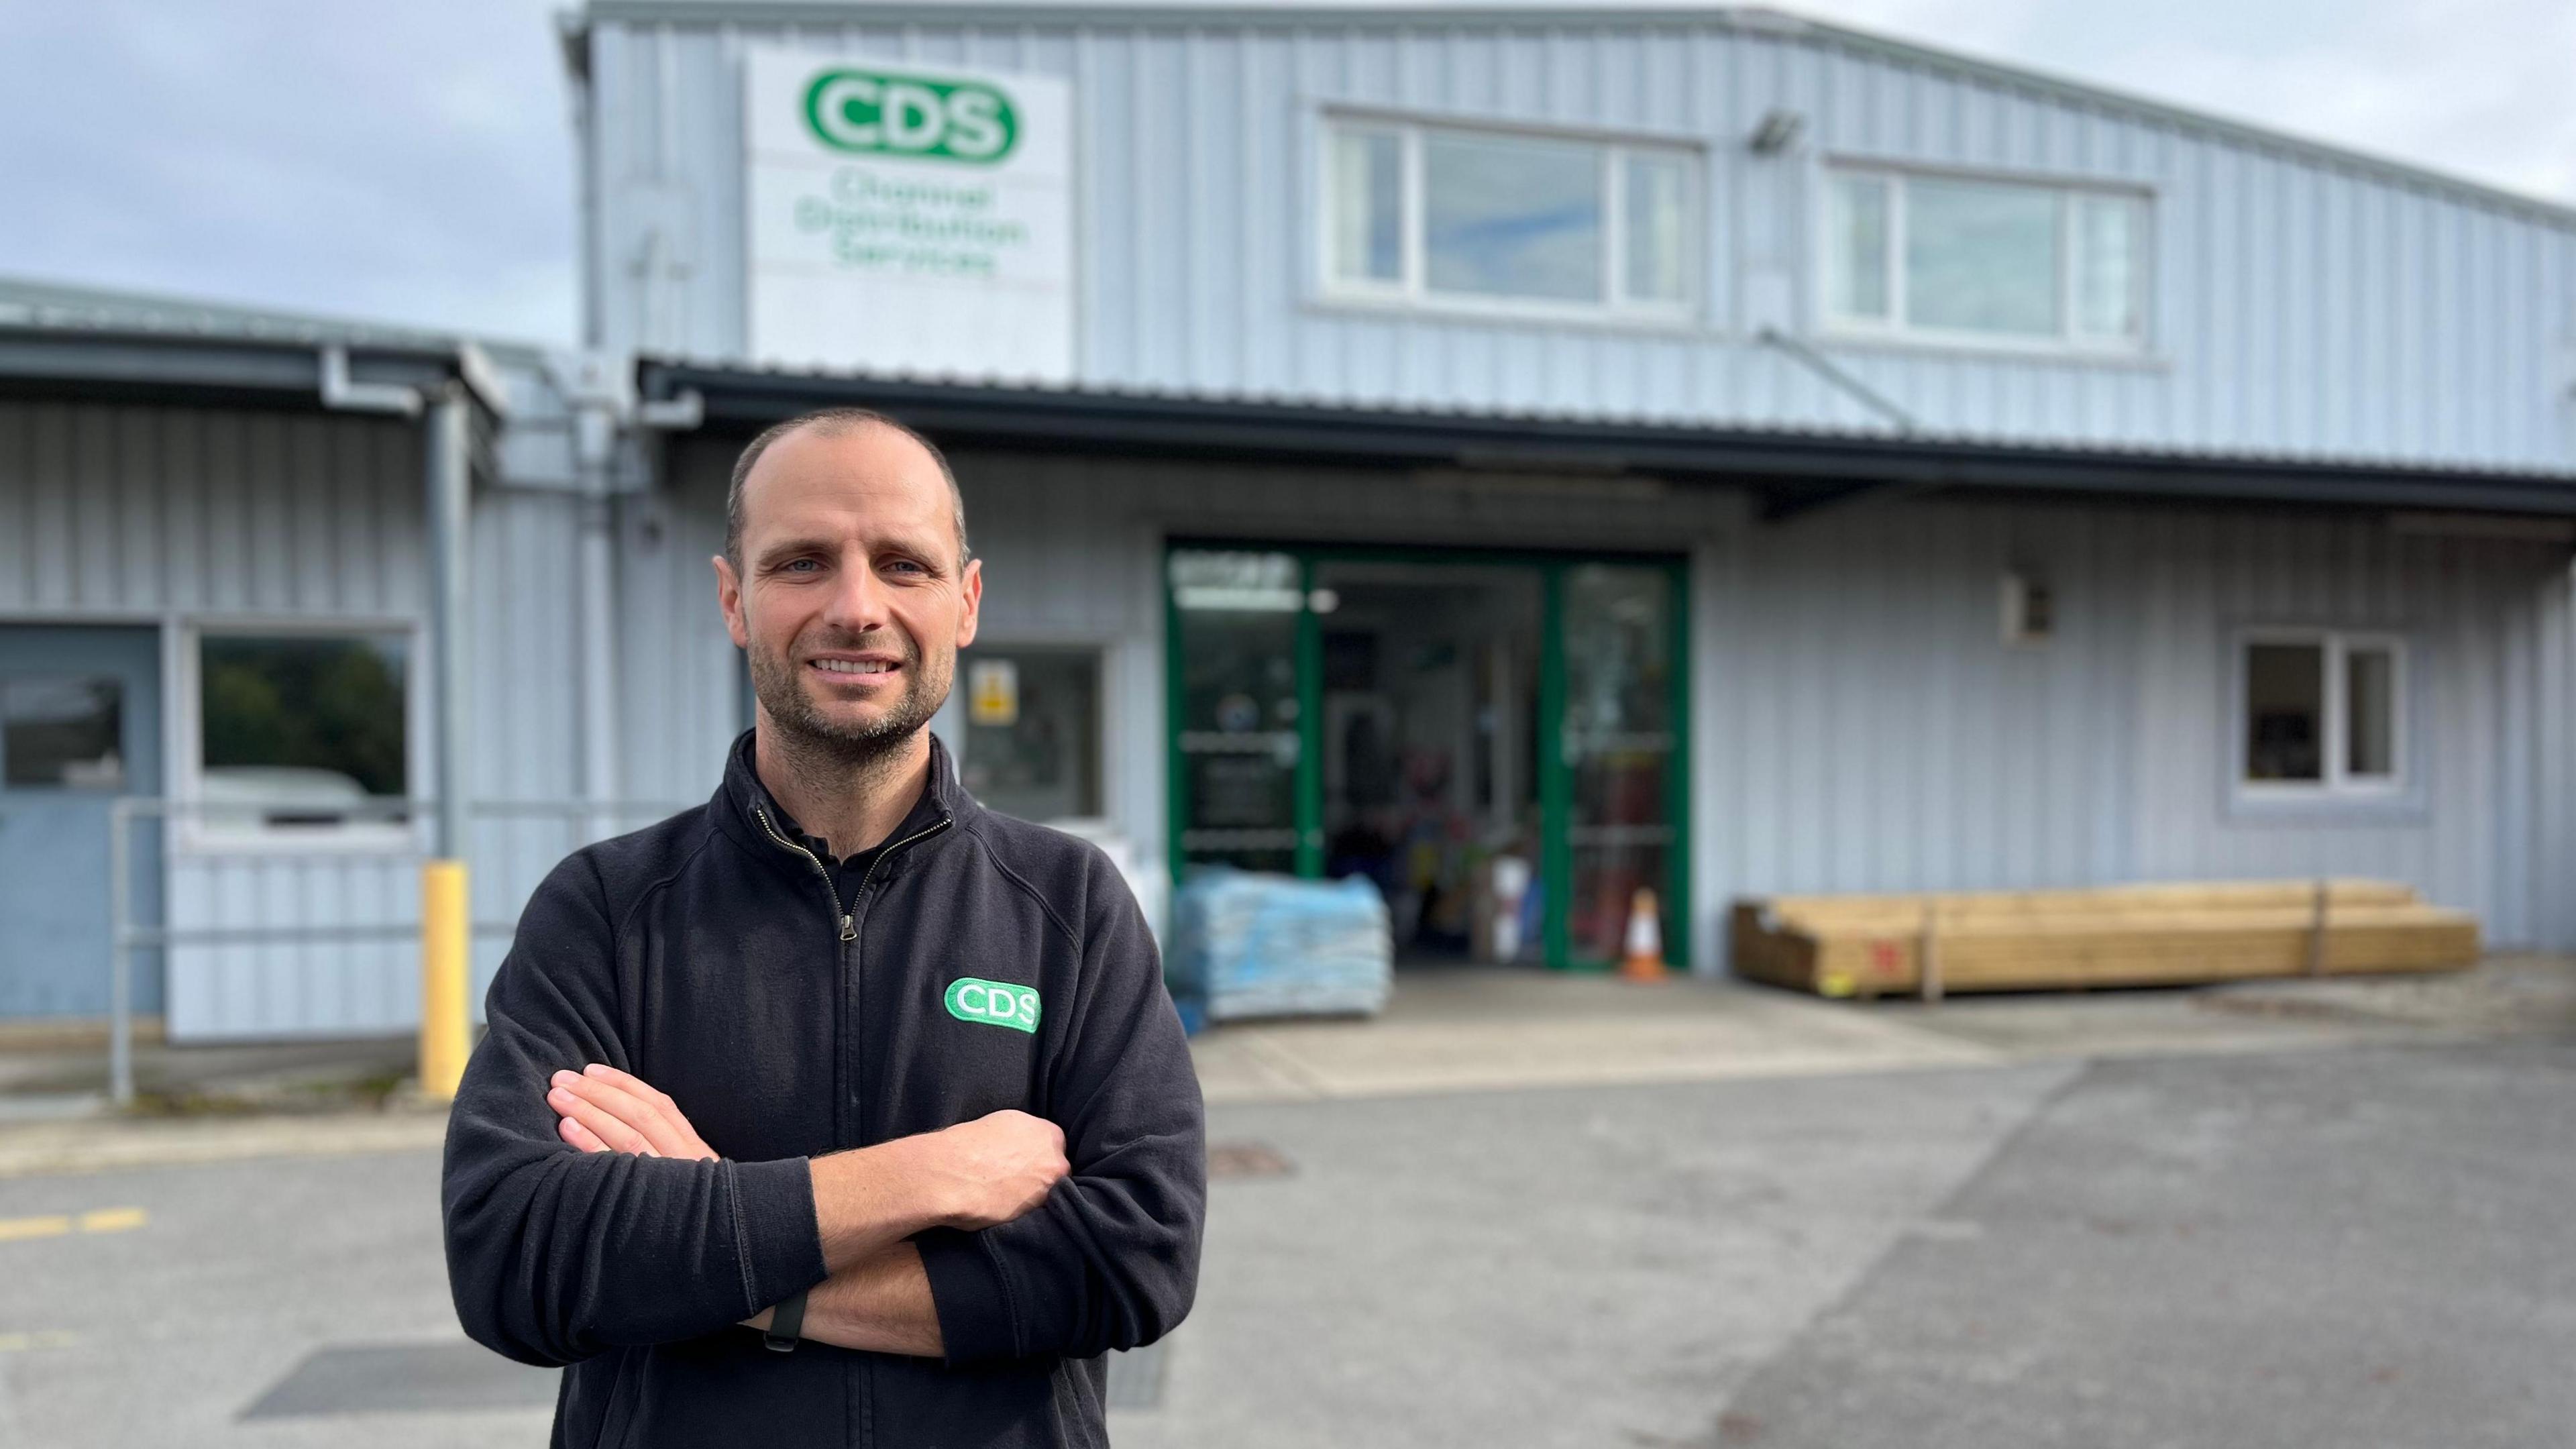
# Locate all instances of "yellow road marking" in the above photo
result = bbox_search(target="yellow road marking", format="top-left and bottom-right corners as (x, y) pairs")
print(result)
(0, 1216), (70, 1242)
(76, 1207), (147, 1234)
(0, 1206), (148, 1242)
(0, 1330), (78, 1352)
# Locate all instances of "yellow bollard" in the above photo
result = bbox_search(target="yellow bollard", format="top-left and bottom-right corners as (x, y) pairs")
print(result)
(419, 859), (472, 1102)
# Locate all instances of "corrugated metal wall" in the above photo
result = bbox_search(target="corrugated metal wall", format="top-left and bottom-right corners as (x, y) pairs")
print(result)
(0, 398), (598, 1036)
(1699, 499), (2569, 949)
(2534, 562), (2576, 951)
(641, 443), (2576, 957)
(587, 11), (2576, 473)
(0, 402), (424, 617)
(462, 487), (591, 1011)
(622, 435), (758, 802)
(0, 402), (426, 1036)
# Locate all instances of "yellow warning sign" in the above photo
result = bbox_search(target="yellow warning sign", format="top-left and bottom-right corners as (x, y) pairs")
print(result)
(969, 659), (1019, 727)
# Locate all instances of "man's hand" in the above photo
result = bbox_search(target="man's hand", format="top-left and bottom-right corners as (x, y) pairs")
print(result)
(548, 1068), (1067, 1269)
(546, 1072), (1065, 1232)
(897, 1110), (1071, 1230)
(546, 1072), (1065, 1355)
(547, 1064), (717, 1161)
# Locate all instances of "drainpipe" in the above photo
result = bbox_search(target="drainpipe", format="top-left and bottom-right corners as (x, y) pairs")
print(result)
(311, 350), (477, 1099)
(574, 380), (623, 843)
(418, 386), (475, 1100)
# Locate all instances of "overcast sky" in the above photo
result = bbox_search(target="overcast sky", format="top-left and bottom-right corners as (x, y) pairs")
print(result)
(4, 0), (2568, 347)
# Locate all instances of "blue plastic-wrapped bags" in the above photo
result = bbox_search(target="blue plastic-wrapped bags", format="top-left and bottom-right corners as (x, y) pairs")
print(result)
(1170, 868), (1393, 1022)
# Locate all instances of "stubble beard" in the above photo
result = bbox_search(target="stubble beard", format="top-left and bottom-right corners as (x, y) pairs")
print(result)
(747, 627), (951, 780)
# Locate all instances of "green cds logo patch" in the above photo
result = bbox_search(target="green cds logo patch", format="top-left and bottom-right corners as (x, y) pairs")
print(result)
(944, 977), (1040, 1034)
(803, 68), (1018, 162)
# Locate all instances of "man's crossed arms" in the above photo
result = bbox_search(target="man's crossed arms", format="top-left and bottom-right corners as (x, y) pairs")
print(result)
(544, 1063), (1069, 1358)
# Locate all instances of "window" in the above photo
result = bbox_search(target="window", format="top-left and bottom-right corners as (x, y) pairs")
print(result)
(1323, 116), (1699, 320)
(198, 633), (409, 835)
(2240, 632), (2404, 795)
(2, 677), (125, 789)
(958, 648), (1102, 824)
(1823, 168), (2148, 350)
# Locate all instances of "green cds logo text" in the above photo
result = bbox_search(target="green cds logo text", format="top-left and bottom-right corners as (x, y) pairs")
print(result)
(802, 68), (1018, 163)
(945, 977), (1040, 1034)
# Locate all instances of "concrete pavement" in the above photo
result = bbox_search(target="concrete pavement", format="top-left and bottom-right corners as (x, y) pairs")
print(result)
(1708, 1042), (2576, 1449)
(1183, 955), (2576, 1105)
(3, 1041), (2569, 1446)
(0, 957), (2567, 1445)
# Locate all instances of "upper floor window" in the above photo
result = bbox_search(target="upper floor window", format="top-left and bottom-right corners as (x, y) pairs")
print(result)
(1823, 167), (2148, 351)
(1324, 116), (1698, 321)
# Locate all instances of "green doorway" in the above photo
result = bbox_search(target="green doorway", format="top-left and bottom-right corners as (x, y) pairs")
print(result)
(1165, 543), (1689, 972)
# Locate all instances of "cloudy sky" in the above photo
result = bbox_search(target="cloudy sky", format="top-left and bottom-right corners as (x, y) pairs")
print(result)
(4, 0), (2568, 346)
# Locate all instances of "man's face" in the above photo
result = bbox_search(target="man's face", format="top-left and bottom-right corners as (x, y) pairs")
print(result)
(714, 423), (981, 759)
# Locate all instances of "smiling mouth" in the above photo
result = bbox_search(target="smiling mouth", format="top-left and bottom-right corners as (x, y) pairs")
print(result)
(810, 657), (900, 682)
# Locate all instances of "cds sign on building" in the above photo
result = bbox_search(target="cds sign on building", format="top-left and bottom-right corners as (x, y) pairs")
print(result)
(744, 50), (1074, 380)
(6, 3), (2576, 1037)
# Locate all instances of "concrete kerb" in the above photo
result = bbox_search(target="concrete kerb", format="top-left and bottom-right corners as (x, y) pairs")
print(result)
(0, 1106), (452, 1181)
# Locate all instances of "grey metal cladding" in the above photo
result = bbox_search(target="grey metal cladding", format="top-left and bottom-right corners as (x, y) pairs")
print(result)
(582, 8), (2576, 475)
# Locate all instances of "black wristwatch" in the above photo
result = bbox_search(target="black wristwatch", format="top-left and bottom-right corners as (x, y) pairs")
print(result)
(763, 1289), (808, 1352)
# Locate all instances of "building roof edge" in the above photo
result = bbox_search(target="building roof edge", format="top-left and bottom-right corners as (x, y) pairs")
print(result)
(575, 1), (2576, 230)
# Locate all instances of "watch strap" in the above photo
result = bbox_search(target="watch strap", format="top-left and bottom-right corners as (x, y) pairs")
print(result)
(763, 1289), (808, 1352)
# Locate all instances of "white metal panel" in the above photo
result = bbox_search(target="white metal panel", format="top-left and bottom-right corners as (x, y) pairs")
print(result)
(586, 11), (2576, 474)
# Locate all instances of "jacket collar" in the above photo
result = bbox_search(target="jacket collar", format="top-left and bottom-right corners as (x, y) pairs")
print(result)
(710, 726), (975, 871)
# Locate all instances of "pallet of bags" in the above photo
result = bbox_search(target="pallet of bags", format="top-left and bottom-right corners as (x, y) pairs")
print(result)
(1170, 867), (1394, 1022)
(1730, 879), (2479, 999)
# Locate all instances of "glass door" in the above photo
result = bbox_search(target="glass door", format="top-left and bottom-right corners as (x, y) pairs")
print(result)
(1544, 562), (1688, 968)
(1167, 545), (1687, 971)
(1167, 549), (1318, 877)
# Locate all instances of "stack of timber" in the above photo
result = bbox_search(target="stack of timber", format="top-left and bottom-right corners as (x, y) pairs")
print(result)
(1730, 879), (2479, 999)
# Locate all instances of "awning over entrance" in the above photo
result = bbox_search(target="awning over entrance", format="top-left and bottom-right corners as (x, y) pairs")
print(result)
(639, 358), (2576, 523)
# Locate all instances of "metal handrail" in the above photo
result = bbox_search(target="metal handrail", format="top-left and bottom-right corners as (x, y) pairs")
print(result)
(101, 794), (695, 1106)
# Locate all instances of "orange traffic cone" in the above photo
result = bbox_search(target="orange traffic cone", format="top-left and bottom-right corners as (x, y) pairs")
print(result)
(1619, 888), (1667, 981)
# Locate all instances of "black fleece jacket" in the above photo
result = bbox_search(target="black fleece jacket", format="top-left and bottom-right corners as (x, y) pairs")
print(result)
(440, 730), (1205, 1448)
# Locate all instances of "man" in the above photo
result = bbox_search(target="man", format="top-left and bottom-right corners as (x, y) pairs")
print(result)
(441, 408), (1205, 1448)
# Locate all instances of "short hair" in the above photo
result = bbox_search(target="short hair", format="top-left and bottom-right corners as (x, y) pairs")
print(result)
(724, 407), (970, 570)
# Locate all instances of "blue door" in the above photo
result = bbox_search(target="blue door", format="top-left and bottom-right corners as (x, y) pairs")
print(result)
(0, 626), (163, 1018)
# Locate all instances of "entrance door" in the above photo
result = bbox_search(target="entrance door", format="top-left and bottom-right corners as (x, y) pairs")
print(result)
(1547, 563), (1687, 968)
(1168, 549), (1313, 876)
(0, 626), (163, 1017)
(1167, 545), (1688, 971)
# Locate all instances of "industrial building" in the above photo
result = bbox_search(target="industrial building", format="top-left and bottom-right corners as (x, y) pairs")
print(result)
(5, 3), (2575, 1037)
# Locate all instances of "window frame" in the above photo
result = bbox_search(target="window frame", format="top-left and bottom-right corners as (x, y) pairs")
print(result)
(1316, 110), (1705, 329)
(176, 617), (423, 855)
(2232, 627), (2410, 805)
(1817, 162), (2153, 357)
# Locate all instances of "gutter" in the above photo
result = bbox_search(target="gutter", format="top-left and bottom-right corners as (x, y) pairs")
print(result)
(318, 344), (421, 417)
(637, 358), (2576, 521)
